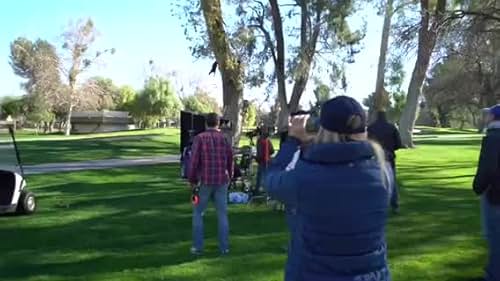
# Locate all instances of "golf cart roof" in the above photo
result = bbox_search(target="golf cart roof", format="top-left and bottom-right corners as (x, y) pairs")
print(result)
(0, 121), (22, 175)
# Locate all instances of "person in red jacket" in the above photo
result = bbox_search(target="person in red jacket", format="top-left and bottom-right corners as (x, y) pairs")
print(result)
(255, 127), (274, 194)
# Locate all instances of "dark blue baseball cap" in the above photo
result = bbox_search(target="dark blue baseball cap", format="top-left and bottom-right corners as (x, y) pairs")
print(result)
(320, 96), (367, 134)
(490, 104), (500, 120)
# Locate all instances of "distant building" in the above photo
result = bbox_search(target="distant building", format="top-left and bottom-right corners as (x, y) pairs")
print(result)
(71, 110), (134, 133)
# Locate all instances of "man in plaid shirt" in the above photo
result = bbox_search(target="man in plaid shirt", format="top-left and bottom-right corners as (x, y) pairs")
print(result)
(188, 113), (233, 255)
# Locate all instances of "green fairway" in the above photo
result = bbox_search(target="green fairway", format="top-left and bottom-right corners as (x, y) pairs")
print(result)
(0, 131), (490, 281)
(0, 129), (180, 165)
(0, 128), (273, 165)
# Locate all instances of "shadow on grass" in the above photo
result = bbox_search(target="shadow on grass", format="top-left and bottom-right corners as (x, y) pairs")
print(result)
(0, 165), (288, 281)
(414, 138), (481, 146)
(0, 154), (489, 280)
(415, 127), (478, 135)
(16, 136), (179, 165)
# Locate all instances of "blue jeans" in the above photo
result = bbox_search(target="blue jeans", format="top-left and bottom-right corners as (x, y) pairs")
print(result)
(192, 184), (229, 252)
(255, 164), (267, 191)
(481, 195), (500, 281)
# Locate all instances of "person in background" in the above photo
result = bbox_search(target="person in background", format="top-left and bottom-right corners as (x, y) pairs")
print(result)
(473, 104), (500, 281)
(265, 96), (393, 281)
(188, 113), (233, 256)
(368, 111), (403, 213)
(180, 131), (195, 179)
(255, 126), (275, 194)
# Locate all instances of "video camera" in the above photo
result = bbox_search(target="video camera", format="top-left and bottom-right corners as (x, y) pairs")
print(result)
(278, 110), (320, 146)
(290, 110), (320, 133)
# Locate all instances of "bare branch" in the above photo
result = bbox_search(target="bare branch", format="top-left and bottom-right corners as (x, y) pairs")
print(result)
(447, 9), (500, 23)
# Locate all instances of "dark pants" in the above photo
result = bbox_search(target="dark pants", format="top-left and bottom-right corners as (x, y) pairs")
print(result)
(389, 159), (399, 209)
(255, 164), (268, 192)
(481, 195), (500, 281)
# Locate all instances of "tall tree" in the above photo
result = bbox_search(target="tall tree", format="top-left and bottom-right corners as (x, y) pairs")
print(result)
(0, 97), (24, 118)
(9, 38), (61, 94)
(372, 0), (394, 118)
(248, 0), (362, 132)
(399, 0), (447, 147)
(86, 76), (120, 110)
(132, 76), (183, 128)
(199, 0), (245, 144)
(61, 18), (115, 136)
(179, 0), (362, 139)
(116, 85), (137, 112)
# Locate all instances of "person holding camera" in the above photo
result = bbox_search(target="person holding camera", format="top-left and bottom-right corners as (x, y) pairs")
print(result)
(473, 104), (500, 281)
(265, 96), (393, 281)
(368, 111), (404, 213)
(188, 113), (233, 256)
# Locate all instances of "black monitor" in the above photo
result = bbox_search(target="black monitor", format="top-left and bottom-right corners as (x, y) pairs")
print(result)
(180, 111), (231, 153)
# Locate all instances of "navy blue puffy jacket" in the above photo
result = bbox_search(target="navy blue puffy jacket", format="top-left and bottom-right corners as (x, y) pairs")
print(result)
(265, 137), (392, 281)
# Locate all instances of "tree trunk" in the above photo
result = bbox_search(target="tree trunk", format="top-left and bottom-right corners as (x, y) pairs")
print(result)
(221, 69), (243, 145)
(275, 1), (320, 134)
(399, 0), (445, 147)
(372, 0), (394, 122)
(399, 57), (429, 147)
(269, 0), (288, 133)
(64, 103), (73, 136)
(201, 0), (244, 145)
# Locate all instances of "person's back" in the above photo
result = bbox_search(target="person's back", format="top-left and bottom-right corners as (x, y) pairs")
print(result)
(255, 131), (274, 192)
(256, 135), (274, 165)
(188, 113), (233, 256)
(265, 96), (392, 281)
(368, 111), (402, 213)
(181, 144), (192, 179)
(474, 121), (500, 205)
(368, 111), (402, 161)
(190, 130), (232, 185)
(292, 142), (390, 280)
(473, 105), (500, 281)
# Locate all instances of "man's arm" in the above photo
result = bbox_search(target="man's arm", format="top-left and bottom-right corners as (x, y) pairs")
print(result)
(188, 137), (201, 185)
(264, 137), (301, 205)
(268, 137), (301, 171)
(473, 137), (498, 195)
(394, 126), (403, 150)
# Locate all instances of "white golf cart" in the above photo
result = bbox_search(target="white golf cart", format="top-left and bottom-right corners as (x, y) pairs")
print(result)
(0, 123), (36, 215)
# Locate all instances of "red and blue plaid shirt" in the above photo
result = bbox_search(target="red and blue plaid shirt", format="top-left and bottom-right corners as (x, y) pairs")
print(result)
(188, 129), (234, 186)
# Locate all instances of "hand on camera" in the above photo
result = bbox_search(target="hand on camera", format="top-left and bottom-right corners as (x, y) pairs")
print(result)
(289, 115), (309, 143)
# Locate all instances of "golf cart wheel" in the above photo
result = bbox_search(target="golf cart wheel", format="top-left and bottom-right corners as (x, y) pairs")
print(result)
(17, 191), (36, 215)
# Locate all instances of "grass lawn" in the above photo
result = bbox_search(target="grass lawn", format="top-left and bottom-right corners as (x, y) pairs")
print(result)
(0, 130), (490, 281)
(0, 128), (273, 165)
(0, 129), (180, 165)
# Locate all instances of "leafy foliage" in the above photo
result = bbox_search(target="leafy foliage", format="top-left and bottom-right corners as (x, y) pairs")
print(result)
(0, 96), (24, 118)
(177, 0), (364, 100)
(9, 37), (61, 93)
(132, 76), (183, 128)
(242, 100), (257, 128)
(182, 89), (220, 114)
(116, 86), (138, 112)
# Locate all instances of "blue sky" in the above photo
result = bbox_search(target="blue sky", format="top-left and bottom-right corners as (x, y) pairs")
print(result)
(0, 0), (415, 108)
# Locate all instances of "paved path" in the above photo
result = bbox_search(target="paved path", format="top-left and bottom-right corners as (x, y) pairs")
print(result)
(19, 155), (180, 175)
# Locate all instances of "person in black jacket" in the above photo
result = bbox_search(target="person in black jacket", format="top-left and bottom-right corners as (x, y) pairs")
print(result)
(368, 111), (403, 213)
(473, 104), (500, 281)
